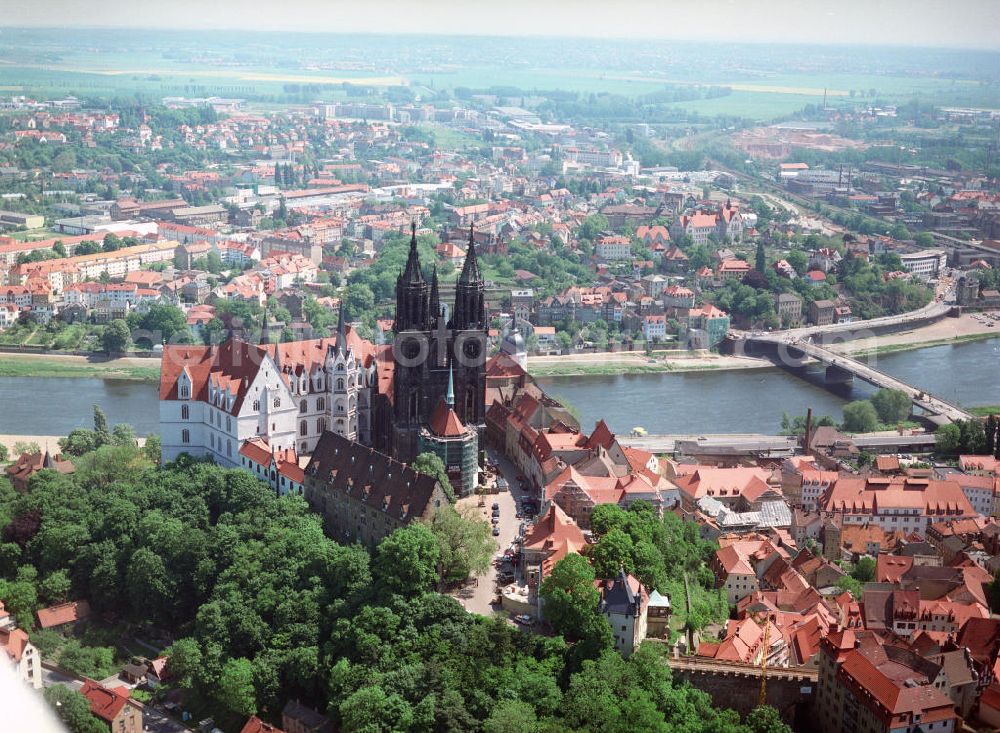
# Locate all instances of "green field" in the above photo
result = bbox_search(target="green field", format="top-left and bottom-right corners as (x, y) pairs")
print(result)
(2, 37), (998, 122)
(0, 355), (160, 382)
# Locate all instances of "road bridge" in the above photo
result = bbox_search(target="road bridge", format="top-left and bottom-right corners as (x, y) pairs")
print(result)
(741, 334), (972, 425)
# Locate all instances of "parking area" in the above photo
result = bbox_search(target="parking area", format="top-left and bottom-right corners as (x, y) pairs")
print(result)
(452, 448), (538, 616)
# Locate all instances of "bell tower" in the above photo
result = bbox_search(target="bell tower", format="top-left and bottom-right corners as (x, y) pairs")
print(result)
(395, 223), (429, 332)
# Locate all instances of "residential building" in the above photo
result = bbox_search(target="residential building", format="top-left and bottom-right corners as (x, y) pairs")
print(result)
(776, 293), (803, 327)
(36, 600), (91, 630)
(6, 449), (74, 492)
(595, 233), (632, 261)
(686, 304), (730, 349)
(819, 476), (977, 531)
(0, 602), (41, 689)
(597, 570), (649, 658)
(281, 700), (333, 733)
(809, 299), (836, 326)
(642, 314), (667, 342)
(672, 213), (717, 246)
(80, 679), (143, 733)
(816, 631), (957, 733)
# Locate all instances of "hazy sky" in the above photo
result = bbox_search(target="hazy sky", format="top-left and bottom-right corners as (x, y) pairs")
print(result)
(3, 0), (999, 50)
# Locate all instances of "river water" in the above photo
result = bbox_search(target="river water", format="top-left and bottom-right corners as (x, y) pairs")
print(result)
(0, 338), (997, 438)
(537, 338), (1000, 435)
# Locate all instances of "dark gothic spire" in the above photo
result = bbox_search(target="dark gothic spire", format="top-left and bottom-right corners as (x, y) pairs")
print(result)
(429, 264), (440, 323)
(259, 309), (270, 345)
(334, 299), (348, 356)
(395, 221), (429, 331)
(458, 224), (482, 286)
(401, 221), (424, 285)
(452, 224), (486, 331)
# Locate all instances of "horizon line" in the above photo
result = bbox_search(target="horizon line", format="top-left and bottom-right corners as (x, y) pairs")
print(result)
(1, 24), (998, 54)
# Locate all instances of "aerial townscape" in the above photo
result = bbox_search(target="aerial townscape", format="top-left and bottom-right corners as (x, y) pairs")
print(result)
(4, 5), (1000, 733)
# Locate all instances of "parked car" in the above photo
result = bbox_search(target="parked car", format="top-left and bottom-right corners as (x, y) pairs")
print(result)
(492, 502), (500, 510)
(492, 527), (501, 536)
(513, 614), (535, 626)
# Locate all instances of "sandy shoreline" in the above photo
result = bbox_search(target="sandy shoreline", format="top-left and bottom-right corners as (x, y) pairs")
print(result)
(0, 433), (147, 456)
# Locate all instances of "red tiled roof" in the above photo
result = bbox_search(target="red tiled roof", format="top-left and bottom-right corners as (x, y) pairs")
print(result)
(241, 716), (284, 733)
(80, 679), (131, 722)
(36, 600), (91, 629)
(0, 627), (30, 662)
(428, 399), (466, 438)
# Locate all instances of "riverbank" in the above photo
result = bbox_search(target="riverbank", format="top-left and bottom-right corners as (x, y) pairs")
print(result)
(826, 313), (999, 358)
(0, 353), (160, 382)
(528, 350), (770, 378)
(0, 433), (148, 456)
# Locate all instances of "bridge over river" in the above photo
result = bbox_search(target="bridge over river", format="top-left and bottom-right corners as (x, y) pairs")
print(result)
(738, 334), (973, 426)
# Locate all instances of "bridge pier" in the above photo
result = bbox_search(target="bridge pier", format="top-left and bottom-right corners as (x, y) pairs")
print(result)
(825, 364), (854, 385)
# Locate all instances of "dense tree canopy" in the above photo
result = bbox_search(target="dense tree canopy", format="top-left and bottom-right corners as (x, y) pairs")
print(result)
(3, 436), (789, 733)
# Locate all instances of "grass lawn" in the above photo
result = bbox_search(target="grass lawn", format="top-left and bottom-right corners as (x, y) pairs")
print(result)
(0, 355), (160, 382)
(969, 406), (1000, 417)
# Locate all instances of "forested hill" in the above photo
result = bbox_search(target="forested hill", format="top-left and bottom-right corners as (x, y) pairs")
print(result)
(0, 438), (788, 733)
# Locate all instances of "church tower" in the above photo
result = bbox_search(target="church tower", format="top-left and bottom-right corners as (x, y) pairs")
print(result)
(388, 223), (487, 465)
(395, 223), (429, 332)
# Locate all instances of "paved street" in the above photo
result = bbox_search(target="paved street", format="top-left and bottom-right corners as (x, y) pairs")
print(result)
(40, 665), (82, 692)
(143, 704), (194, 733)
(452, 448), (533, 616)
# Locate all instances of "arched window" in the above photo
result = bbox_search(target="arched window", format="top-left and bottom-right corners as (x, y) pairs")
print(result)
(300, 399), (308, 413)
(316, 397), (325, 411)
(181, 429), (190, 444)
(181, 404), (189, 420)
(226, 440), (232, 456)
(273, 397), (280, 408)
(317, 418), (326, 434)
(465, 388), (476, 420)
(300, 420), (308, 436)
(337, 378), (345, 391)
(179, 385), (189, 398)
(210, 434), (215, 449)
(408, 390), (419, 421)
(253, 400), (260, 412)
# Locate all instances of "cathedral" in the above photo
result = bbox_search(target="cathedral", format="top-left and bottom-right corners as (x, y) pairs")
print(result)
(380, 224), (487, 466)
(158, 223), (487, 490)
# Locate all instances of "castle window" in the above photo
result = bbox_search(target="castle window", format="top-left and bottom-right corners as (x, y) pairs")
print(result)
(179, 385), (189, 398)
(337, 378), (345, 390)
(300, 420), (308, 436)
(273, 398), (280, 408)
(409, 390), (419, 421)
(226, 416), (231, 432)
(316, 397), (325, 411)
(317, 418), (326, 434)
(253, 400), (260, 412)
(181, 404), (189, 420)
(300, 399), (308, 413)
(181, 429), (190, 444)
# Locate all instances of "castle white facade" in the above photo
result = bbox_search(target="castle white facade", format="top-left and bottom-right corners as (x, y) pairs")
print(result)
(159, 308), (380, 466)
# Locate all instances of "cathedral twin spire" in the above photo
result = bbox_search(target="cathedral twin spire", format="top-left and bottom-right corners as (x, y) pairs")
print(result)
(395, 222), (484, 332)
